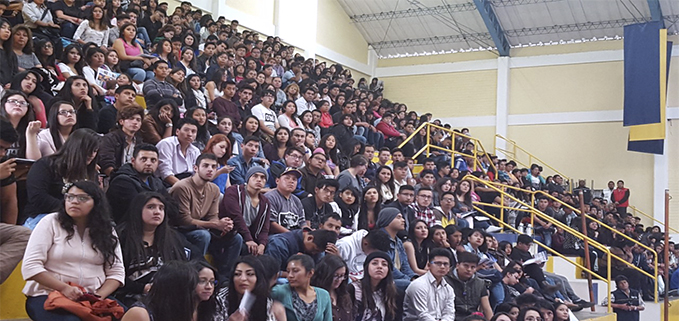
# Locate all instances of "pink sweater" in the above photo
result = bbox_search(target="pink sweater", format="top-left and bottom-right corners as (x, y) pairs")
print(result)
(22, 213), (125, 297)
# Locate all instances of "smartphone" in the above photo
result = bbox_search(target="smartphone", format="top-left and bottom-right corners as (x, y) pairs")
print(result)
(13, 158), (35, 165)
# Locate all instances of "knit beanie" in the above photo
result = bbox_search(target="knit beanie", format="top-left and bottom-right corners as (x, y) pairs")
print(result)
(364, 251), (393, 271)
(376, 207), (401, 229)
(245, 166), (268, 184)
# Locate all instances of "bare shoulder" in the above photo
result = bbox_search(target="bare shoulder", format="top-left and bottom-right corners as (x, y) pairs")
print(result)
(121, 307), (151, 321)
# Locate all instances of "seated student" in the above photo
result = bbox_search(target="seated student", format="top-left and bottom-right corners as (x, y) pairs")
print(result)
(299, 148), (327, 196)
(156, 117), (201, 186)
(266, 168), (306, 234)
(376, 207), (416, 289)
(169, 153), (241, 283)
(316, 213), (344, 237)
(22, 181), (125, 320)
(220, 166), (271, 256)
(410, 186), (436, 227)
(266, 146), (306, 191)
(36, 102), (77, 157)
(445, 251), (494, 321)
(353, 251), (399, 321)
(499, 266), (523, 304)
(142, 60), (183, 108)
(509, 234), (560, 294)
(403, 248), (456, 321)
(434, 191), (469, 228)
(385, 184), (416, 232)
(302, 178), (340, 229)
(264, 228), (338, 273)
(336, 155), (368, 193)
(271, 254), (333, 321)
(97, 85), (137, 134)
(227, 136), (266, 185)
(336, 229), (391, 280)
(98, 105), (145, 176)
(140, 99), (180, 145)
(107, 143), (166, 223)
(23, 129), (100, 223)
(115, 192), (195, 307)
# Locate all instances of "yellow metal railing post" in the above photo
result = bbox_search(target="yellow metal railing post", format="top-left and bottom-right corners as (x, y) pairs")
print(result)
(426, 124), (430, 159)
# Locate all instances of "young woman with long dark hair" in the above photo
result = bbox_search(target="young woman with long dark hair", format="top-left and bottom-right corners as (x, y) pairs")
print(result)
(181, 74), (207, 110)
(57, 44), (85, 78)
(263, 127), (291, 162)
(403, 219), (430, 276)
(353, 251), (398, 321)
(51, 75), (99, 131)
(140, 99), (179, 145)
(311, 255), (356, 321)
(278, 100), (300, 130)
(215, 115), (242, 157)
(36, 101), (77, 157)
(374, 166), (396, 204)
(185, 107), (211, 150)
(24, 128), (100, 220)
(0, 18), (18, 86)
(335, 186), (360, 233)
(73, 5), (110, 47)
(319, 134), (341, 177)
(205, 68), (227, 104)
(22, 180), (124, 320)
(272, 254), (333, 321)
(357, 186), (382, 231)
(10, 71), (47, 128)
(115, 192), (188, 307)
(121, 260), (198, 321)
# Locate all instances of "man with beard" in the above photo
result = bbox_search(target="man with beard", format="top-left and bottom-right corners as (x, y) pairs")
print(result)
(107, 143), (166, 223)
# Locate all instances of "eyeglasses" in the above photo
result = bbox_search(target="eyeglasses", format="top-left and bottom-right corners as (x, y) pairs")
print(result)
(418, 194), (432, 199)
(58, 110), (77, 116)
(7, 99), (29, 107)
(287, 154), (303, 160)
(64, 193), (93, 203)
(430, 261), (450, 267)
(44, 44), (53, 48)
(333, 274), (346, 281)
(442, 198), (455, 202)
(198, 279), (218, 287)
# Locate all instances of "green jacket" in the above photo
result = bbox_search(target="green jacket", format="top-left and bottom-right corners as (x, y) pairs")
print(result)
(271, 284), (333, 321)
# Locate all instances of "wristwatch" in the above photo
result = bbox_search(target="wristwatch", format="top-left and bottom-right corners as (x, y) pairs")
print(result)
(166, 122), (173, 128)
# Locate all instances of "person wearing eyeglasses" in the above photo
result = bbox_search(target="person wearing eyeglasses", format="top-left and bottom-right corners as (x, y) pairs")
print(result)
(22, 180), (125, 320)
(409, 186), (436, 227)
(35, 102), (77, 157)
(403, 248), (456, 321)
(311, 254), (356, 321)
(0, 90), (41, 160)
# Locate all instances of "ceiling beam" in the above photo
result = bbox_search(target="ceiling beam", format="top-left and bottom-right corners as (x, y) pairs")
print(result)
(370, 33), (493, 50)
(349, 3), (476, 23)
(473, 0), (510, 56)
(647, 0), (665, 28)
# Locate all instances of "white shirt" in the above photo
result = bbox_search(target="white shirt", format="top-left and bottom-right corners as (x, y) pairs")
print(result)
(251, 104), (278, 132)
(336, 229), (369, 279)
(295, 96), (315, 116)
(403, 271), (456, 321)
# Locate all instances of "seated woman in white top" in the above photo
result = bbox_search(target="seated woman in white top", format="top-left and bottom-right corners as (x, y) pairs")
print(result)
(82, 47), (109, 96)
(57, 44), (85, 78)
(36, 101), (77, 157)
(22, 180), (125, 320)
(73, 6), (110, 48)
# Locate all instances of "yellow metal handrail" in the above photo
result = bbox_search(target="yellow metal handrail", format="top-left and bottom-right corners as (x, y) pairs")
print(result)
(475, 178), (659, 302)
(462, 174), (612, 312)
(494, 134), (572, 193)
(530, 191), (659, 303)
(629, 205), (679, 234)
(472, 205), (612, 313)
(398, 122), (498, 178)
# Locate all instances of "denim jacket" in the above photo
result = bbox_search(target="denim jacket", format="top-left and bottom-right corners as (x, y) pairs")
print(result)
(381, 228), (416, 280)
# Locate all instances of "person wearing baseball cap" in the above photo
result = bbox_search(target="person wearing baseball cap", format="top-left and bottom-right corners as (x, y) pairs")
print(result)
(265, 167), (305, 234)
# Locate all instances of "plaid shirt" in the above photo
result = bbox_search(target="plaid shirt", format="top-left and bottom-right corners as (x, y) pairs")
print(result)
(409, 203), (436, 227)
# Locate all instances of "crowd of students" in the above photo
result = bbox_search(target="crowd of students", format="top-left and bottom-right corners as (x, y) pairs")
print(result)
(0, 0), (677, 321)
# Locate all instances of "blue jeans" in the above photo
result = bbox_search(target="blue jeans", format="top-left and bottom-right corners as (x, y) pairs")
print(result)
(489, 281), (505, 309)
(456, 218), (470, 228)
(59, 22), (77, 39)
(136, 27), (151, 47)
(353, 135), (367, 144)
(27, 295), (81, 321)
(210, 233), (243, 284)
(127, 67), (147, 83)
(182, 229), (211, 255)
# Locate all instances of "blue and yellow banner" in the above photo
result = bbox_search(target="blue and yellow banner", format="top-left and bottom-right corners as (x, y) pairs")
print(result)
(623, 21), (671, 154)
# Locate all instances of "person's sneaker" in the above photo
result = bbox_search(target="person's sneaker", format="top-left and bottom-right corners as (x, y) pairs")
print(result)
(486, 226), (502, 233)
(575, 300), (595, 308)
(567, 302), (583, 312)
(541, 281), (560, 294)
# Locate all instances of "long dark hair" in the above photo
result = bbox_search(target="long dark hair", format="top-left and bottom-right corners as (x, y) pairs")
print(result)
(374, 166), (395, 200)
(239, 115), (262, 138)
(34, 38), (56, 67)
(58, 180), (118, 268)
(49, 128), (100, 182)
(191, 261), (219, 321)
(120, 193), (185, 269)
(47, 101), (76, 151)
(311, 255), (353, 311)
(185, 107), (209, 144)
(227, 256), (270, 321)
(154, 39), (176, 66)
(272, 127), (291, 149)
(360, 252), (397, 320)
(11, 25), (34, 54)
(319, 133), (340, 164)
(148, 99), (179, 133)
(144, 261), (198, 321)
(54, 76), (97, 111)
(10, 70), (40, 95)
(408, 219), (430, 252)
(358, 185), (382, 230)
(61, 44), (85, 76)
(0, 90), (34, 157)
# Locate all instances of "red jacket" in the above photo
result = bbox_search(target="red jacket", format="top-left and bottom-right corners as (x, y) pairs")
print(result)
(376, 121), (401, 138)
(612, 188), (630, 207)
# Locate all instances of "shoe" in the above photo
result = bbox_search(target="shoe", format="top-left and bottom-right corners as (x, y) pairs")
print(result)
(542, 281), (560, 295)
(486, 226), (502, 233)
(575, 300), (595, 308)
(567, 303), (584, 312)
